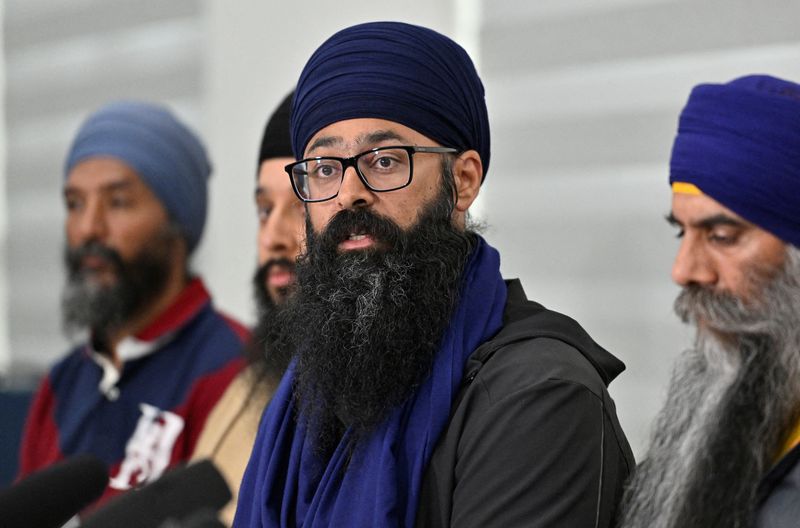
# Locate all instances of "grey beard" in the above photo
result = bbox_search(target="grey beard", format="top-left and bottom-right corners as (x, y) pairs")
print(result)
(61, 228), (177, 342)
(62, 277), (136, 337)
(620, 247), (800, 528)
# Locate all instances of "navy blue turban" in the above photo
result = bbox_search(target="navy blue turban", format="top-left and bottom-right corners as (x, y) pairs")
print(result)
(65, 101), (212, 253)
(291, 21), (491, 180)
(670, 74), (800, 247)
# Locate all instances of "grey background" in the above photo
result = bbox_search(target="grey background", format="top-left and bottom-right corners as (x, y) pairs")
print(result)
(1, 0), (799, 457)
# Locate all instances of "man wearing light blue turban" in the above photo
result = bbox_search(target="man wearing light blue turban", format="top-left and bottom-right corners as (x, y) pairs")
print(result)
(235, 21), (633, 528)
(18, 101), (248, 513)
(620, 75), (800, 528)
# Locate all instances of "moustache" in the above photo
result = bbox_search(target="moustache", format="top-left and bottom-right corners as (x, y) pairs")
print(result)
(255, 258), (297, 289)
(254, 257), (298, 307)
(66, 241), (125, 276)
(315, 208), (403, 252)
(263, 257), (296, 275)
(674, 284), (771, 335)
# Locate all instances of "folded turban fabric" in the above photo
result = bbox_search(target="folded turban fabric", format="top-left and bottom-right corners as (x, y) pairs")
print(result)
(65, 101), (212, 253)
(291, 21), (491, 181)
(670, 74), (800, 247)
(258, 91), (294, 172)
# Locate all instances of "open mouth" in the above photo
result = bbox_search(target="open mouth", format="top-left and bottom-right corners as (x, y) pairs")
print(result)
(338, 231), (377, 251)
(267, 266), (295, 288)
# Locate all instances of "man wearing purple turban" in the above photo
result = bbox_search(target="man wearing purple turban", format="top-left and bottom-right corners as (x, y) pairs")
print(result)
(235, 21), (633, 528)
(620, 75), (800, 528)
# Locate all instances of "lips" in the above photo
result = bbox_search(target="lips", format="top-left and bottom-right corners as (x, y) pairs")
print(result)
(80, 254), (113, 274)
(267, 267), (295, 288)
(338, 232), (377, 251)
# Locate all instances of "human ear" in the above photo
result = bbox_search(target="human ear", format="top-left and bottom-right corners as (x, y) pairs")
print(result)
(452, 150), (482, 213)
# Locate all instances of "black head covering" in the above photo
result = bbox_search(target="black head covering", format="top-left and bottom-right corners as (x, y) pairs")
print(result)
(258, 91), (294, 174)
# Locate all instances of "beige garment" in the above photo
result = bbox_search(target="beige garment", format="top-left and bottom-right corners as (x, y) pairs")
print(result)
(191, 365), (275, 526)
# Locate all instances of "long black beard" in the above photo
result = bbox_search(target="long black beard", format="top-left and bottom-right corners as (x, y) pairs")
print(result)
(620, 248), (800, 528)
(62, 232), (176, 344)
(273, 180), (474, 455)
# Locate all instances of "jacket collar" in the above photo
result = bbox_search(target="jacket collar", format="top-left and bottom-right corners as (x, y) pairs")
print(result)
(501, 278), (626, 385)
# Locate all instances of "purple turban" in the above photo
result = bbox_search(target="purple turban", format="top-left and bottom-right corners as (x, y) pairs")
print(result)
(291, 21), (491, 181)
(670, 75), (800, 247)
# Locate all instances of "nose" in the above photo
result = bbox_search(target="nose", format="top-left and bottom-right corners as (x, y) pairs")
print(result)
(336, 166), (375, 210)
(671, 236), (717, 288)
(73, 199), (108, 245)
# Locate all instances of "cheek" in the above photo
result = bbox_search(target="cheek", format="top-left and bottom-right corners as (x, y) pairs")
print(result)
(382, 195), (425, 229)
(307, 205), (332, 234)
(256, 241), (269, 265)
(112, 218), (166, 260)
(718, 259), (767, 301)
(65, 219), (80, 246)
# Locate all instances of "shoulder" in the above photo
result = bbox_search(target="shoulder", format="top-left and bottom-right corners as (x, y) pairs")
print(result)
(47, 345), (94, 392)
(476, 336), (608, 404)
(179, 353), (245, 409)
(469, 279), (626, 402)
(187, 306), (250, 349)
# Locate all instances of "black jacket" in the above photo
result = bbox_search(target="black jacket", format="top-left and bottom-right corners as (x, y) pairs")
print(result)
(416, 279), (635, 527)
(755, 444), (800, 526)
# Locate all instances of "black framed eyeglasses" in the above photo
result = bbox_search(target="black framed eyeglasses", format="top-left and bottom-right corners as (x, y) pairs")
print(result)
(285, 145), (458, 203)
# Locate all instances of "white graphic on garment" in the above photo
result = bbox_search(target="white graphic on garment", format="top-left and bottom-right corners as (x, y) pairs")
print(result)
(108, 403), (185, 490)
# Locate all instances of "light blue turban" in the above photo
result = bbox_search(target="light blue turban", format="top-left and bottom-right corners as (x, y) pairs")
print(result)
(65, 101), (211, 252)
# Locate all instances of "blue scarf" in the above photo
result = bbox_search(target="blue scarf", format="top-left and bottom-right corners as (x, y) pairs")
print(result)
(234, 237), (507, 527)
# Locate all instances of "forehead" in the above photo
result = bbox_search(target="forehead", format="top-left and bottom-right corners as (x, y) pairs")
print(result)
(65, 156), (146, 192)
(304, 118), (437, 156)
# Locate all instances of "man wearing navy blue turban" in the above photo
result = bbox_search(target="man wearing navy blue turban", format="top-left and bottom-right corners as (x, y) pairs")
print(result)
(18, 101), (248, 513)
(235, 21), (633, 528)
(620, 75), (800, 528)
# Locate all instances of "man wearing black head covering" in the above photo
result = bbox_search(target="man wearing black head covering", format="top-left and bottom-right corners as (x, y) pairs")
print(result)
(235, 22), (633, 528)
(191, 92), (304, 526)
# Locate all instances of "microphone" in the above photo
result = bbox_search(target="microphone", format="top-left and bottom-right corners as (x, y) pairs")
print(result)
(82, 459), (231, 528)
(0, 454), (108, 528)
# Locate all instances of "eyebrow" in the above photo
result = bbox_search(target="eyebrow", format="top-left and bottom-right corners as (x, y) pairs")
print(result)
(306, 136), (342, 153)
(305, 129), (408, 156)
(666, 212), (747, 230)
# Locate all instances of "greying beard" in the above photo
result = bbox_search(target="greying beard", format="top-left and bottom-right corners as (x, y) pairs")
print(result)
(620, 247), (800, 528)
(61, 227), (178, 342)
(274, 160), (475, 454)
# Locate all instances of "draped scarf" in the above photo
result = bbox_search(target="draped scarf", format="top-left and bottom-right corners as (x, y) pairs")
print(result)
(234, 236), (507, 527)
